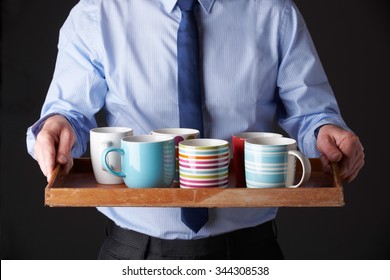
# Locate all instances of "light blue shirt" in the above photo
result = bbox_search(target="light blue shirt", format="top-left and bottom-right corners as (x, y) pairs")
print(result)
(26, 0), (348, 239)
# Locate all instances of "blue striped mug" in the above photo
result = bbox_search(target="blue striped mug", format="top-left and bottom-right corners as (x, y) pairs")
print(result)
(244, 137), (311, 188)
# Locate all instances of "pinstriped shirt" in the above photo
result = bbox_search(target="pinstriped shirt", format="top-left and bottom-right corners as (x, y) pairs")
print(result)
(26, 0), (348, 239)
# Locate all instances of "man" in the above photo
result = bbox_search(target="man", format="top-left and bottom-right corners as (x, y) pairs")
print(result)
(27, 0), (364, 259)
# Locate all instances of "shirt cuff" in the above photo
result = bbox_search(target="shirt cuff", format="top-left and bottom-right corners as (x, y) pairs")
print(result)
(26, 112), (85, 159)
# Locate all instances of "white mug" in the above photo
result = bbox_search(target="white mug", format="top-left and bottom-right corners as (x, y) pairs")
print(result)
(90, 127), (133, 184)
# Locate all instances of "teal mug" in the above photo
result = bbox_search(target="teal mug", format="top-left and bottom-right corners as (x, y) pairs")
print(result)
(102, 135), (175, 188)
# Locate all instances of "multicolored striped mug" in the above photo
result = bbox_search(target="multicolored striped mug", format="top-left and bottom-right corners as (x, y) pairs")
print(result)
(179, 139), (230, 188)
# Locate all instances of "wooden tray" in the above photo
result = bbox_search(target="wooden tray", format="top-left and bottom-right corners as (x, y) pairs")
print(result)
(45, 158), (343, 208)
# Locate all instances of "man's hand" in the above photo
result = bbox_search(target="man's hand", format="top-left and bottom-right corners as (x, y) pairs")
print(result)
(316, 124), (365, 183)
(34, 115), (76, 182)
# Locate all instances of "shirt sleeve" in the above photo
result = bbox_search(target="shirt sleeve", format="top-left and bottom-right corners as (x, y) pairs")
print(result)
(276, 1), (350, 157)
(26, 0), (106, 158)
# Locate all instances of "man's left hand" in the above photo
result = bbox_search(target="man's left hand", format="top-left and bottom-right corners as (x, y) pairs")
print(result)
(316, 124), (365, 182)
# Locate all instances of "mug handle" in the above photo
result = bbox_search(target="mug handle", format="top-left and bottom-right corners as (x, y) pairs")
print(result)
(102, 147), (125, 177)
(100, 141), (113, 171)
(286, 150), (311, 188)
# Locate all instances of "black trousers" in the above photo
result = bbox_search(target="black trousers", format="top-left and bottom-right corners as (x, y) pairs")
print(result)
(98, 220), (284, 260)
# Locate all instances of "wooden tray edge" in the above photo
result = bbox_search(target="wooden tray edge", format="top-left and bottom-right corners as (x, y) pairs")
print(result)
(45, 158), (344, 208)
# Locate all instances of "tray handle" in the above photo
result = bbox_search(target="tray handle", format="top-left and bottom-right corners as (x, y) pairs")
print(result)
(46, 164), (62, 190)
(331, 162), (343, 189)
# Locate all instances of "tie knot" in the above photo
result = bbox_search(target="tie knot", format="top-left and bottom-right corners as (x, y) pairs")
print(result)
(177, 0), (197, 12)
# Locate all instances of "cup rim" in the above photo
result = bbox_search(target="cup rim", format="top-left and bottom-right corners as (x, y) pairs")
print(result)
(233, 132), (283, 139)
(245, 137), (296, 146)
(122, 135), (174, 143)
(179, 138), (229, 149)
(151, 128), (200, 135)
(90, 127), (133, 134)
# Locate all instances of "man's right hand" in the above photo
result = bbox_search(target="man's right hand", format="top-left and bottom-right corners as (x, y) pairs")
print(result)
(34, 115), (76, 182)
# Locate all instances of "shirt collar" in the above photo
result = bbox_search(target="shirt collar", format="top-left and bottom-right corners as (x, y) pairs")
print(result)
(162, 0), (216, 14)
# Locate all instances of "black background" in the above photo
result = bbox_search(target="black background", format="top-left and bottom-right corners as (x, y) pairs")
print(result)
(1, 0), (389, 259)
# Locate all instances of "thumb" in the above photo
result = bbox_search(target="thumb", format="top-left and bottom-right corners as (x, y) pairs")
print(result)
(56, 127), (76, 174)
(317, 137), (343, 163)
(56, 130), (73, 162)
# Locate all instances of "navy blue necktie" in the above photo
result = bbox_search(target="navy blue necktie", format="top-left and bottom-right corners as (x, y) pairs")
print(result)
(177, 0), (208, 233)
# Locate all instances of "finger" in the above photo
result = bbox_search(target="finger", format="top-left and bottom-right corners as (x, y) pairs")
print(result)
(56, 128), (75, 164)
(317, 135), (342, 175)
(341, 160), (360, 183)
(321, 143), (342, 163)
(343, 167), (360, 183)
(339, 151), (365, 182)
(317, 136), (343, 163)
(34, 141), (47, 176)
(337, 139), (364, 180)
(35, 131), (57, 180)
(55, 125), (76, 179)
(319, 153), (332, 174)
(36, 153), (49, 178)
(63, 157), (74, 175)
